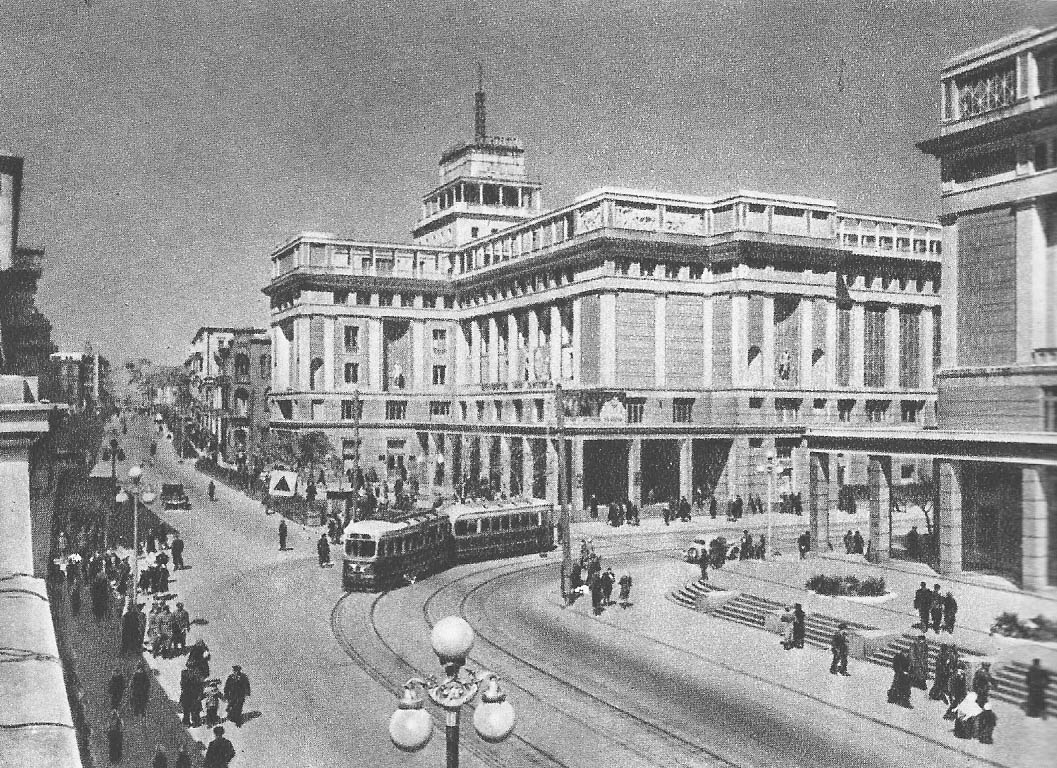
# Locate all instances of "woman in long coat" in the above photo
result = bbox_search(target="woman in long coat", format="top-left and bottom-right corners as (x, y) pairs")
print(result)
(792, 604), (806, 649)
(908, 634), (930, 690)
(929, 644), (956, 701)
(779, 605), (795, 650)
(946, 663), (969, 719)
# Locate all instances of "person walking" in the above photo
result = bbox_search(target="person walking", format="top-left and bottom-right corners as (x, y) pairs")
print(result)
(223, 665), (251, 726)
(171, 535), (185, 570)
(739, 530), (752, 561)
(792, 603), (806, 649)
(106, 708), (124, 764)
(942, 591), (958, 633)
(317, 533), (331, 567)
(278, 519), (288, 551)
(130, 660), (151, 717)
(1025, 658), (1051, 718)
(107, 668), (126, 709)
(202, 680), (222, 727)
(208, 481), (216, 501)
(180, 662), (204, 727)
(618, 574), (632, 608)
(172, 602), (191, 654)
(779, 605), (795, 650)
(905, 525), (920, 560)
(709, 495), (717, 519)
(973, 661), (996, 706)
(946, 663), (969, 719)
(852, 530), (865, 555)
(913, 581), (931, 631)
(843, 530), (854, 555)
(888, 649), (913, 708)
(929, 584), (944, 633)
(175, 746), (193, 768)
(930, 644), (956, 702)
(203, 726), (236, 768)
(699, 551), (709, 581)
(829, 623), (850, 676)
(977, 702), (997, 744)
(601, 567), (615, 606)
(908, 633), (929, 691)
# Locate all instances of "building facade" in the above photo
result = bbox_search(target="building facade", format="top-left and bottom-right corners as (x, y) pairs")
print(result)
(264, 85), (942, 516)
(185, 326), (270, 464)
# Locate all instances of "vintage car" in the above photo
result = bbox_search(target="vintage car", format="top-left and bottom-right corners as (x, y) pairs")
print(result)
(684, 534), (711, 563)
(160, 483), (191, 510)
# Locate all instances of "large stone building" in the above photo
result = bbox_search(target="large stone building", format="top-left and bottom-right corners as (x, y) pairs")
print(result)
(264, 81), (943, 516)
(185, 326), (271, 464)
(806, 23), (1057, 591)
(0, 153), (56, 382)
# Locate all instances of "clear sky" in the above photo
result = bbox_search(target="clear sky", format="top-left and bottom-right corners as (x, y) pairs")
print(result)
(3, 0), (1055, 365)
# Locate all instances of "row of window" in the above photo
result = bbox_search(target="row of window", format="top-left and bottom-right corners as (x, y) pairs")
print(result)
(333, 291), (456, 310)
(453, 512), (540, 536)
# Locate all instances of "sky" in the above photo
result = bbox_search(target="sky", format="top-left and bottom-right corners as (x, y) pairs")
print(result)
(2, 0), (1056, 365)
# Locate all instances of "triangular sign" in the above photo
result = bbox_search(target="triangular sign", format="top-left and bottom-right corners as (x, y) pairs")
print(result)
(273, 476), (290, 493)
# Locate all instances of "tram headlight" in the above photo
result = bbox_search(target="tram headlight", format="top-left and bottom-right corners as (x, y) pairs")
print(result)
(389, 686), (432, 752)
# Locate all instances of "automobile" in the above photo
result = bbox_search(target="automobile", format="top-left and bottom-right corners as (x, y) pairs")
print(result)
(684, 534), (711, 563)
(160, 483), (191, 510)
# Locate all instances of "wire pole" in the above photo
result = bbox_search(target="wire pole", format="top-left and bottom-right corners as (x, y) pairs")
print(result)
(556, 384), (572, 604)
(353, 387), (361, 521)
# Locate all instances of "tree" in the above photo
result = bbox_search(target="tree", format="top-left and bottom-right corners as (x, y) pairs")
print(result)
(296, 431), (336, 479)
(892, 476), (938, 560)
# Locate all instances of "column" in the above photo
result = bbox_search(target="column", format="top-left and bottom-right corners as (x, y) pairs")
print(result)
(628, 438), (642, 506)
(521, 438), (534, 500)
(274, 323), (291, 390)
(480, 434), (493, 487)
(323, 317), (335, 390)
(368, 318), (383, 390)
(867, 455), (891, 563)
(1021, 466), (1052, 591)
(549, 305), (562, 382)
(499, 437), (512, 496)
(799, 298), (814, 388)
(295, 316), (311, 390)
(412, 319), (425, 390)
(920, 308), (935, 386)
(761, 295), (775, 387)
(470, 320), (482, 385)
(940, 219), (959, 371)
(885, 305), (900, 389)
(571, 438), (585, 515)
(850, 304), (865, 388)
(655, 294), (667, 387)
(731, 294), (748, 385)
(546, 438), (559, 505)
(702, 297), (713, 389)
(600, 292), (616, 386)
(808, 451), (832, 552)
(678, 439), (692, 502)
(937, 459), (963, 576)
(507, 313), (519, 383)
(572, 297), (582, 382)
(1016, 201), (1046, 363)
(526, 309), (539, 382)
(455, 322), (470, 386)
(791, 438), (809, 495)
(487, 317), (500, 384)
(824, 300), (838, 387)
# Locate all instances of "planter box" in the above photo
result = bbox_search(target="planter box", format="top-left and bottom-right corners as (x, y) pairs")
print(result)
(694, 590), (739, 613)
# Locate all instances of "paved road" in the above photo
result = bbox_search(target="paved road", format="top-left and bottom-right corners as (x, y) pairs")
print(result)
(126, 418), (1024, 768)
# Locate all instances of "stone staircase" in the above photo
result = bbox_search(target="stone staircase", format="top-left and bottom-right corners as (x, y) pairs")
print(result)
(670, 579), (1056, 716)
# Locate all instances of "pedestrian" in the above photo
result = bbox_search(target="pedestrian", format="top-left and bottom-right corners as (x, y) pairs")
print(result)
(202, 680), (222, 727)
(942, 591), (958, 633)
(279, 519), (288, 551)
(779, 605), (795, 650)
(203, 726), (236, 768)
(175, 746), (193, 768)
(208, 481), (216, 501)
(888, 649), (913, 708)
(601, 567), (615, 605)
(973, 661), (995, 706)
(977, 702), (997, 744)
(130, 660), (150, 717)
(906, 525), (920, 560)
(188, 640), (211, 679)
(739, 530), (752, 561)
(159, 603), (175, 658)
(618, 574), (632, 608)
(755, 535), (766, 560)
(953, 694), (981, 739)
(107, 668), (126, 709)
(180, 663), (204, 727)
(852, 530), (865, 555)
(223, 664), (251, 726)
(699, 552), (709, 581)
(913, 581), (931, 631)
(908, 633), (929, 691)
(678, 496), (691, 522)
(590, 574), (603, 615)
(930, 644), (956, 702)
(147, 530), (156, 554)
(792, 603), (806, 649)
(69, 578), (81, 615)
(106, 708), (124, 764)
(709, 495), (717, 519)
(152, 745), (168, 768)
(797, 531), (810, 560)
(1025, 658), (1051, 718)
(91, 571), (110, 620)
(829, 623), (850, 676)
(172, 602), (191, 653)
(317, 533), (331, 567)
(929, 584), (944, 633)
(171, 535), (185, 570)
(589, 495), (598, 519)
(946, 663), (969, 720)
(843, 530), (854, 555)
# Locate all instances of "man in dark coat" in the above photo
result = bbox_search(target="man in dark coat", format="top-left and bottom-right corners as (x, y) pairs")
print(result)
(121, 604), (142, 654)
(905, 525), (920, 560)
(130, 660), (151, 717)
(888, 649), (913, 707)
(829, 624), (850, 676)
(223, 665), (251, 726)
(180, 664), (204, 727)
(317, 533), (331, 567)
(172, 602), (191, 653)
(929, 584), (944, 633)
(1025, 658), (1051, 718)
(792, 604), (806, 649)
(942, 592), (958, 633)
(976, 702), (997, 744)
(709, 495), (717, 519)
(973, 662), (995, 706)
(913, 582), (931, 631)
(601, 568), (615, 605)
(171, 535), (185, 570)
(107, 668), (126, 709)
(739, 530), (752, 561)
(278, 519), (288, 551)
(589, 495), (598, 520)
(203, 726), (236, 768)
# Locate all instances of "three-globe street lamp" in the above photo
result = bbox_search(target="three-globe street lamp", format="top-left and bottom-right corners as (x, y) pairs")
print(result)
(389, 616), (516, 768)
(754, 449), (789, 560)
(101, 437), (126, 550)
(115, 465), (156, 599)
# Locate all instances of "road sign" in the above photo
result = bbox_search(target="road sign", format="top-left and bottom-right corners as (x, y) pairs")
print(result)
(268, 470), (299, 497)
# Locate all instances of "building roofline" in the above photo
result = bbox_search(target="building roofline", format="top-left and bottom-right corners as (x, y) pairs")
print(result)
(942, 24), (1057, 78)
(190, 326), (268, 343)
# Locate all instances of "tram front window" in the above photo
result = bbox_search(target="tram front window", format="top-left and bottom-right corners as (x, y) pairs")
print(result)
(360, 540), (376, 557)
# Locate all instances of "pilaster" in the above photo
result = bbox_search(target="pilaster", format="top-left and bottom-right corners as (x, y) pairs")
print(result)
(850, 304), (865, 388)
(550, 305), (562, 382)
(654, 294), (667, 387)
(628, 438), (642, 506)
(507, 313), (519, 383)
(937, 459), (963, 577)
(295, 316), (312, 390)
(731, 294), (748, 386)
(808, 451), (832, 552)
(322, 317), (336, 390)
(368, 318), (383, 390)
(499, 437), (512, 495)
(526, 309), (539, 381)
(885, 305), (900, 389)
(761, 295), (775, 387)
(920, 308), (935, 386)
(412, 319), (425, 390)
(487, 316), (500, 384)
(678, 439), (692, 502)
(1021, 466), (1052, 591)
(702, 297), (713, 389)
(571, 437), (584, 514)
(799, 297), (813, 388)
(867, 455), (891, 563)
(599, 292), (616, 386)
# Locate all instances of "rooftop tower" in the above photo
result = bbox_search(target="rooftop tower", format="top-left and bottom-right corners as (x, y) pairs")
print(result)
(412, 67), (542, 247)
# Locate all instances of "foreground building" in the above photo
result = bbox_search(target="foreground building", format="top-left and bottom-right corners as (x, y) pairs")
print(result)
(264, 81), (942, 517)
(806, 23), (1057, 590)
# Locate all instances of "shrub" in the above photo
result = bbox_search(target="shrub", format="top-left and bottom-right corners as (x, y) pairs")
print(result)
(805, 573), (887, 597)
(991, 612), (1057, 642)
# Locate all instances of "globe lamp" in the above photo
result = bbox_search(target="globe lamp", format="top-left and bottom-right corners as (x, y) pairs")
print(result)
(473, 677), (515, 743)
(389, 686), (432, 752)
(128, 465), (142, 483)
(115, 490), (129, 504)
(141, 491), (156, 505)
(431, 616), (474, 664)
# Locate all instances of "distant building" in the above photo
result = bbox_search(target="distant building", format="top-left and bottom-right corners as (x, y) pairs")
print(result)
(41, 351), (112, 412)
(0, 154), (56, 378)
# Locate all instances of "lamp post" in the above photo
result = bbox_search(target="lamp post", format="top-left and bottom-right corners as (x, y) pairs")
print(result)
(101, 437), (125, 549)
(115, 465), (156, 599)
(755, 449), (786, 560)
(555, 384), (571, 605)
(389, 616), (515, 768)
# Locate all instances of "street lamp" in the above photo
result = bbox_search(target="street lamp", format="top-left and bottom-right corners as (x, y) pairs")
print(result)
(115, 465), (156, 599)
(388, 616), (516, 767)
(755, 449), (788, 560)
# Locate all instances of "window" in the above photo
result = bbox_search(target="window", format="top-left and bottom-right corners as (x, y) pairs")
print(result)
(234, 354), (250, 380)
(900, 400), (922, 423)
(837, 399), (854, 422)
(432, 328), (447, 355)
(865, 400), (890, 423)
(836, 306), (851, 386)
(344, 362), (359, 384)
(1036, 140), (1053, 173)
(494, 400), (503, 421)
(749, 397), (764, 410)
(476, 401), (485, 421)
(430, 401), (451, 417)
(311, 399), (325, 421)
(535, 398), (544, 422)
(1043, 387), (1057, 431)
(957, 63), (1017, 118)
(385, 401), (407, 420)
(345, 326), (360, 352)
(471, 227), (479, 239)
(334, 290), (349, 305)
(672, 398), (694, 423)
(775, 398), (801, 423)
(460, 401), (468, 420)
(864, 306), (886, 388)
(341, 400), (362, 420)
(378, 293), (393, 307)
(899, 309), (921, 389)
(813, 398), (827, 413)
(626, 399), (644, 424)
(260, 355), (270, 379)
(276, 400), (293, 420)
(432, 365), (447, 386)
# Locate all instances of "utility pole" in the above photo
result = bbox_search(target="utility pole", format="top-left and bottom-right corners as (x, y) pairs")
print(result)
(352, 387), (361, 521)
(556, 384), (572, 604)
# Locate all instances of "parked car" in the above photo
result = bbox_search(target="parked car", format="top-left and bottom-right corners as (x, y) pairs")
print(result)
(160, 483), (191, 510)
(684, 534), (710, 563)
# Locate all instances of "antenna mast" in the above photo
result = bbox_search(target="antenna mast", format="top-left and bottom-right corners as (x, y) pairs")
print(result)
(474, 62), (486, 141)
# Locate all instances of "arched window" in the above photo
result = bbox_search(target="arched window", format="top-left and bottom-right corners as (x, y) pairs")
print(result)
(234, 353), (250, 380)
(309, 358), (324, 390)
(234, 388), (250, 417)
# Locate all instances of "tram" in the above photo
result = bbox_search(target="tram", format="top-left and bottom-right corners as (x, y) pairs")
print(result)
(342, 497), (553, 591)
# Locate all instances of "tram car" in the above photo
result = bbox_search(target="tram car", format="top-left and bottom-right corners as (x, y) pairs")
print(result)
(342, 497), (553, 591)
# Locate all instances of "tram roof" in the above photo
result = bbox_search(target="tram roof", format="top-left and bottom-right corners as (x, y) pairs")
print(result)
(441, 496), (551, 522)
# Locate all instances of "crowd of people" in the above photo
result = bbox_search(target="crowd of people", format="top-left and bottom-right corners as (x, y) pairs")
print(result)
(913, 582), (960, 634)
(570, 540), (633, 614)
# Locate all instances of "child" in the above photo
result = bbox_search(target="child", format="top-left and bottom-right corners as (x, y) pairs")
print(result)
(618, 574), (633, 608)
(202, 680), (222, 727)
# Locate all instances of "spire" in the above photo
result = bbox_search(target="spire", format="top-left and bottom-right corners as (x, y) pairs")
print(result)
(474, 62), (486, 141)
